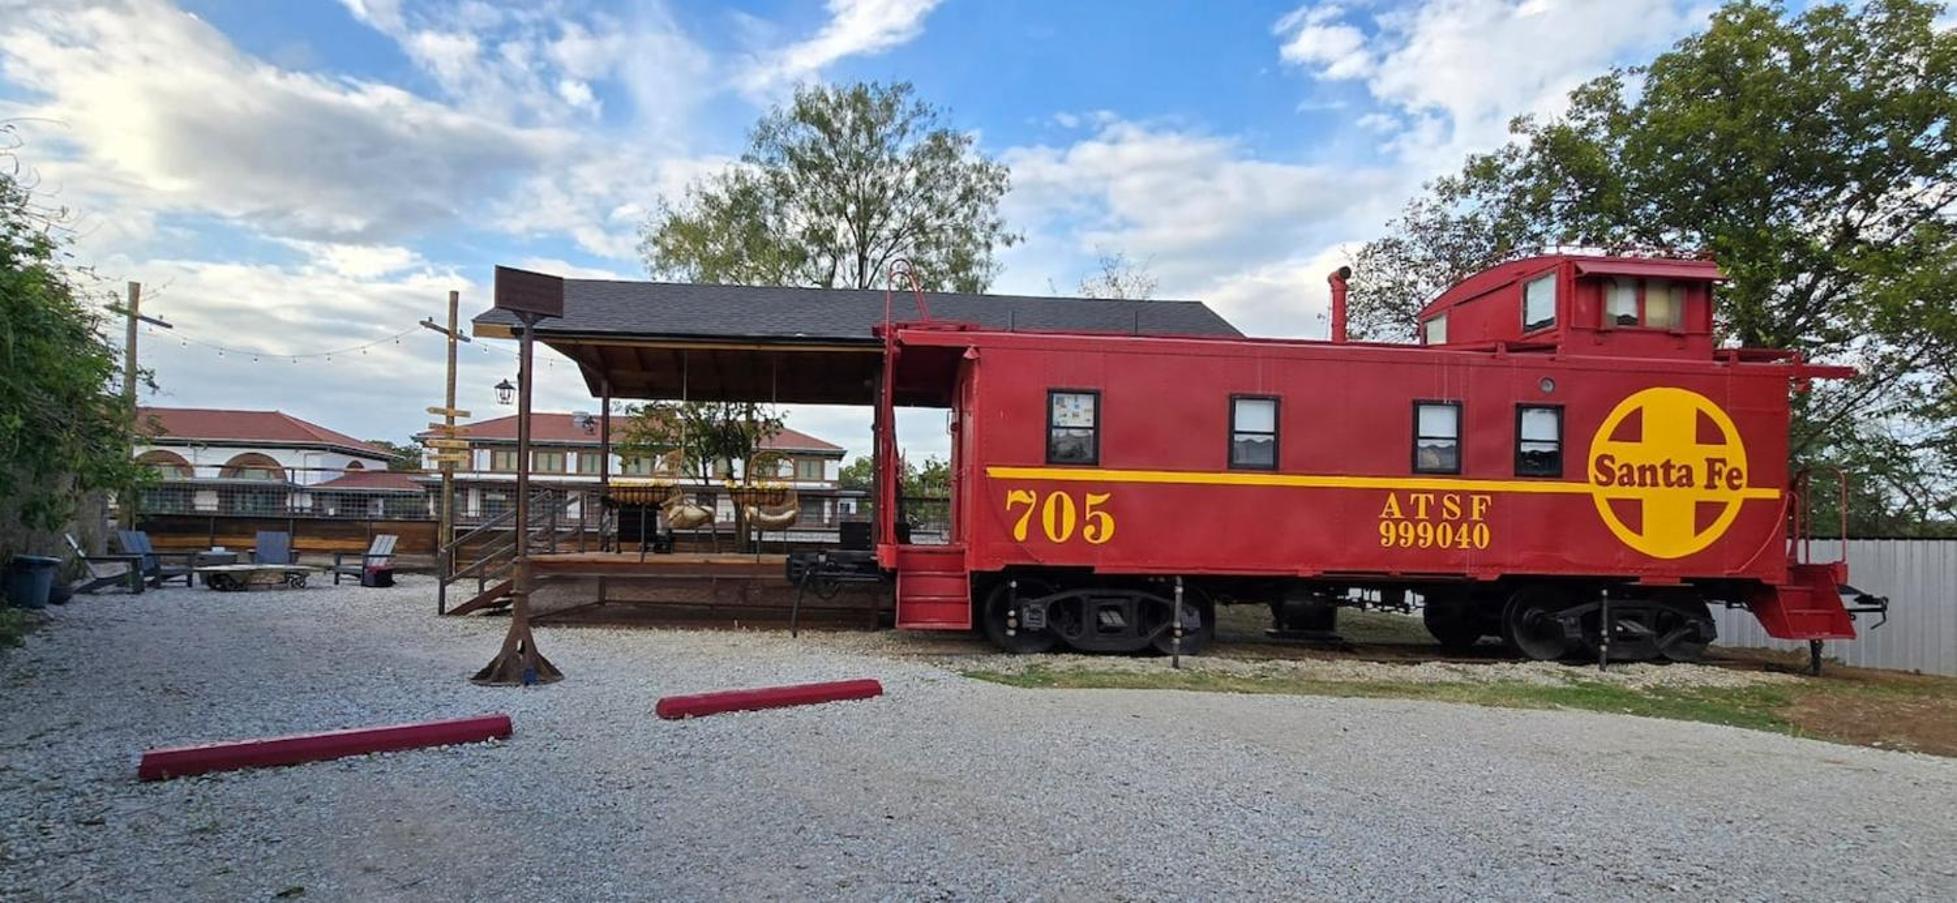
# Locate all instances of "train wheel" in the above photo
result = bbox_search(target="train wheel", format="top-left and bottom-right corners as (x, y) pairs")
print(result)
(1652, 598), (1715, 663)
(981, 579), (1057, 654)
(1421, 592), (1483, 652)
(1503, 586), (1574, 661)
(1151, 591), (1214, 655)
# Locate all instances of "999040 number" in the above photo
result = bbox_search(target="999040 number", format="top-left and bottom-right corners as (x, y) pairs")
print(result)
(1004, 489), (1115, 545)
(1378, 519), (1490, 550)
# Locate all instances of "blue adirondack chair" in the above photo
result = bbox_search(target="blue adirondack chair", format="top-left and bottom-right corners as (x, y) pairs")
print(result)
(114, 530), (196, 588)
(251, 531), (297, 565)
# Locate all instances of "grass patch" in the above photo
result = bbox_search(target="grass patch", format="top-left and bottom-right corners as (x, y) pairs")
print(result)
(970, 665), (1801, 736)
(0, 606), (40, 649)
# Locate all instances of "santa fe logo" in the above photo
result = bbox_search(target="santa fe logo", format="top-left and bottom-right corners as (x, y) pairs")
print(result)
(1587, 387), (1777, 559)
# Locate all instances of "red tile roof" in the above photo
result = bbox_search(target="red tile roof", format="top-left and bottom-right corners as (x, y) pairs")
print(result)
(314, 470), (424, 491)
(425, 412), (845, 453)
(138, 407), (391, 458)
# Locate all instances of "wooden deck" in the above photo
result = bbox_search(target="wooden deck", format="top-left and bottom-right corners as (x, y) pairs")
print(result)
(521, 552), (891, 630)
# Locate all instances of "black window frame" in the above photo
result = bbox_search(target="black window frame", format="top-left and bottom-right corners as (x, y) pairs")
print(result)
(1046, 388), (1101, 466)
(1521, 272), (1558, 334)
(1228, 394), (1280, 471)
(1412, 400), (1463, 475)
(1514, 404), (1564, 477)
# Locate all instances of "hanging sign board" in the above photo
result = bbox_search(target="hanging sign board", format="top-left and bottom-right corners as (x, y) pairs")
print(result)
(425, 439), (471, 449)
(430, 453), (469, 464)
(493, 266), (564, 318)
(426, 422), (460, 432)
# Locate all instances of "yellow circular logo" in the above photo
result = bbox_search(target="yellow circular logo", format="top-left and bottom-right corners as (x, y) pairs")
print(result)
(1588, 387), (1755, 559)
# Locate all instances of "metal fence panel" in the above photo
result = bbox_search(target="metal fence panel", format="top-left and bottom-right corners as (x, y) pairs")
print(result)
(1714, 540), (1957, 676)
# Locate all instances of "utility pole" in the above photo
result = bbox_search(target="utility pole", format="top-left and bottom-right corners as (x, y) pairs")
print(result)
(421, 292), (471, 614)
(123, 282), (140, 410)
(115, 282), (172, 527)
(119, 282), (139, 528)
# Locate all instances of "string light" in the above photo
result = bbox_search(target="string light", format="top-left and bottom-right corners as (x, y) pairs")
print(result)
(165, 323), (423, 361)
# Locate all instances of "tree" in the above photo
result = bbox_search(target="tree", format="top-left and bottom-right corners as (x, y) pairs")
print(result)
(834, 453), (949, 513)
(837, 455), (874, 494)
(1074, 251), (1159, 300)
(0, 156), (147, 558)
(641, 81), (1020, 292)
(365, 439), (422, 472)
(616, 401), (785, 485)
(1348, 0), (1957, 533)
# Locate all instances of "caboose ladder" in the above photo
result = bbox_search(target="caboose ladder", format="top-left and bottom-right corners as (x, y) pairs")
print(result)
(894, 544), (971, 630)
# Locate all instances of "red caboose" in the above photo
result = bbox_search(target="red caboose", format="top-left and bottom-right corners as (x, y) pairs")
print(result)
(863, 254), (1884, 661)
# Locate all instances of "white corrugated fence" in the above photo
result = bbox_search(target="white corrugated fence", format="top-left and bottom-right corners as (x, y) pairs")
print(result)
(1713, 540), (1957, 676)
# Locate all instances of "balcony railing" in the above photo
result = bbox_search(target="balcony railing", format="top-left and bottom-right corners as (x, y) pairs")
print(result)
(135, 467), (435, 521)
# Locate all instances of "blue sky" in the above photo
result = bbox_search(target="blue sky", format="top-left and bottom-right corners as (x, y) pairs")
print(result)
(0, 0), (1756, 459)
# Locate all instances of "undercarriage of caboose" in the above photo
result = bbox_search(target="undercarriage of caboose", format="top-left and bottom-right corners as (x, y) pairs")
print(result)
(954, 569), (1885, 664)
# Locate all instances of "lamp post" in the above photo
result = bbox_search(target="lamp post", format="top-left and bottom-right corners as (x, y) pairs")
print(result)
(473, 267), (565, 687)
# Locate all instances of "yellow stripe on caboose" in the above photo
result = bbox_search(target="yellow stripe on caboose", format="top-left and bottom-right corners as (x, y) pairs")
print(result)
(983, 466), (1781, 501)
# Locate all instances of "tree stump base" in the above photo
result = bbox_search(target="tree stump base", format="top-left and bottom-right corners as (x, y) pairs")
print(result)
(471, 615), (563, 686)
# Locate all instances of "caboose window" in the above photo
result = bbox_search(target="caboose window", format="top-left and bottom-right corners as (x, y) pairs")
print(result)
(1515, 405), (1563, 477)
(1644, 279), (1683, 329)
(1607, 278), (1640, 326)
(1229, 396), (1278, 470)
(1523, 274), (1556, 332)
(1413, 402), (1461, 474)
(1047, 390), (1099, 465)
(1423, 314), (1448, 345)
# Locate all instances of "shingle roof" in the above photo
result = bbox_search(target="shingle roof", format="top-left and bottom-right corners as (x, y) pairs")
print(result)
(419, 412), (845, 453)
(313, 470), (424, 492)
(138, 407), (390, 458)
(473, 279), (1242, 342)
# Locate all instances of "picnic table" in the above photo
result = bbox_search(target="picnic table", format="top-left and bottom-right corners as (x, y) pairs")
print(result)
(194, 564), (317, 592)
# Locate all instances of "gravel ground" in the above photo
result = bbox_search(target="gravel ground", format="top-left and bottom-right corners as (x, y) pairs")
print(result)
(3, 577), (1954, 901)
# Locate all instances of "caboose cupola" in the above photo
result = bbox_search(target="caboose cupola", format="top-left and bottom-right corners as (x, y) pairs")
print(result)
(1416, 254), (1722, 359)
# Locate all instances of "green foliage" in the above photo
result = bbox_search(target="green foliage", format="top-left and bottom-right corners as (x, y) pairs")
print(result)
(0, 165), (147, 548)
(364, 439), (423, 472)
(837, 455), (874, 493)
(641, 81), (1020, 292)
(835, 453), (949, 502)
(617, 401), (785, 484)
(1349, 0), (1957, 533)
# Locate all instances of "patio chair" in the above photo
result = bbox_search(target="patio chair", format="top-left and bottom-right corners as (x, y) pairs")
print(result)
(250, 531), (297, 565)
(114, 530), (196, 588)
(331, 534), (398, 585)
(64, 533), (143, 595)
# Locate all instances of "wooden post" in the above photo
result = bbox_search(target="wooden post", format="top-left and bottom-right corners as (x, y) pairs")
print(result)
(120, 282), (141, 527)
(599, 378), (612, 552)
(472, 312), (561, 686)
(439, 290), (458, 611)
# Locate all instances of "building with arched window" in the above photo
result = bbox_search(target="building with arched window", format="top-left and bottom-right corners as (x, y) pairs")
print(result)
(133, 407), (423, 517)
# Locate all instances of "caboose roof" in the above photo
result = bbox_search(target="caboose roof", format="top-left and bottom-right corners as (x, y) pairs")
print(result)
(1418, 253), (1723, 319)
(472, 277), (1241, 405)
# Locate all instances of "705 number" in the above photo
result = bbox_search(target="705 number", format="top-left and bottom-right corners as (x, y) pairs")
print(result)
(1005, 489), (1115, 545)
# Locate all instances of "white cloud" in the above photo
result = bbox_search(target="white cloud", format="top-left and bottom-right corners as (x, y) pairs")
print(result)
(1001, 119), (1391, 286)
(0, 0), (568, 244)
(1196, 244), (1355, 340)
(511, 258), (632, 281)
(1274, 4), (1373, 78)
(338, 0), (716, 127)
(1275, 0), (1702, 165)
(737, 0), (942, 98)
(276, 240), (425, 279)
(493, 151), (731, 262)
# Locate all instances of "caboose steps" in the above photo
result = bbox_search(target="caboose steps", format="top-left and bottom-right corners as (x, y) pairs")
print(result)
(893, 544), (972, 630)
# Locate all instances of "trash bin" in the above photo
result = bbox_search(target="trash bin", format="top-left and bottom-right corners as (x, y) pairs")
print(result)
(361, 564), (394, 588)
(3, 555), (61, 610)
